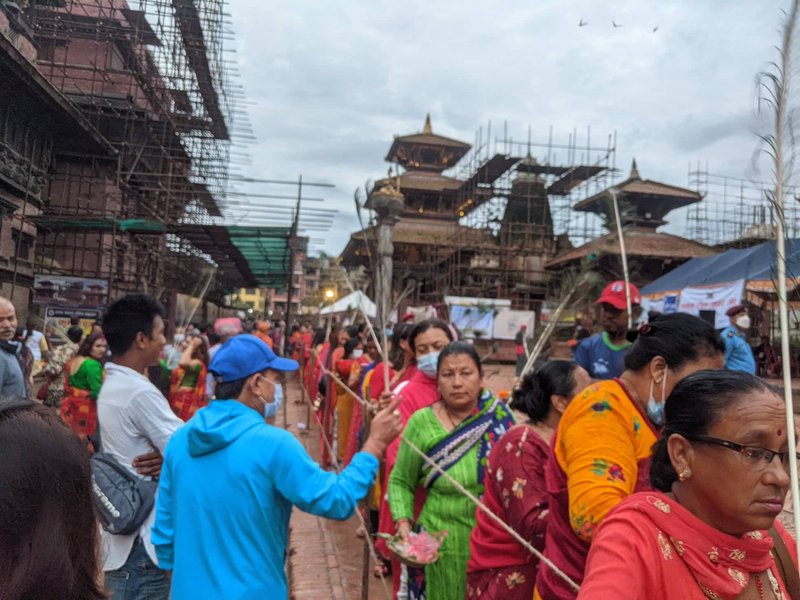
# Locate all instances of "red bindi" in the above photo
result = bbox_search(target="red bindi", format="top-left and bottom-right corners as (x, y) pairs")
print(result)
(777, 428), (783, 436)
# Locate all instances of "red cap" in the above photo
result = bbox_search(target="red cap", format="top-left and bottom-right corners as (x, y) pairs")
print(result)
(596, 281), (641, 310)
(725, 304), (746, 317)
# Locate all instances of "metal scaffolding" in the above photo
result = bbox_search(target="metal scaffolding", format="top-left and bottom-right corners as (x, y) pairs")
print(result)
(27, 0), (237, 301)
(686, 164), (800, 247)
(433, 122), (618, 308)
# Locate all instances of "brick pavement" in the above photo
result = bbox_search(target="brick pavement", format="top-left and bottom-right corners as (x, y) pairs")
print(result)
(278, 377), (384, 600)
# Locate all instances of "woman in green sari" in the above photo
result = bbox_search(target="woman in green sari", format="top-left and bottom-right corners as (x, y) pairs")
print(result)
(389, 341), (515, 600)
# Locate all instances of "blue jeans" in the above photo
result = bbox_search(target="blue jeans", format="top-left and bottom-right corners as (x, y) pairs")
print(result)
(104, 537), (170, 600)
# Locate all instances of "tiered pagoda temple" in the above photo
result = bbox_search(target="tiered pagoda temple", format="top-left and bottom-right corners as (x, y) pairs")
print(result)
(340, 115), (485, 303)
(546, 160), (717, 285)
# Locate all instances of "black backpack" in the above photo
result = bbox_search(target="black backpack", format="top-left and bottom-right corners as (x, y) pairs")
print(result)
(90, 451), (158, 535)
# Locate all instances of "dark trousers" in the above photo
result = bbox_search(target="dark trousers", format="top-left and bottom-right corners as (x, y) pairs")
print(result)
(515, 354), (526, 376)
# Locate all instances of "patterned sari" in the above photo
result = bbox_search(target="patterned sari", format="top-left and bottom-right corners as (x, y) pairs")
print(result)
(168, 363), (208, 422)
(389, 390), (515, 600)
(60, 357), (103, 441)
(60, 385), (96, 440)
(467, 425), (551, 599)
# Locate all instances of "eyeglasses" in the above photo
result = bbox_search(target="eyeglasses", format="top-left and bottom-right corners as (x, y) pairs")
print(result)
(686, 433), (800, 469)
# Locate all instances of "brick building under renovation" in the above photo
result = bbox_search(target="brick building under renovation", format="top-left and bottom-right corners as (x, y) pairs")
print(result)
(0, 0), (293, 326)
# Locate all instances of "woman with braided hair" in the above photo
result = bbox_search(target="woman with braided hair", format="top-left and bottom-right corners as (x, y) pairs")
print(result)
(466, 360), (592, 599)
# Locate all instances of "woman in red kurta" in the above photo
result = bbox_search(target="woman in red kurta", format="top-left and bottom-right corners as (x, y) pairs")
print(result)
(374, 319), (454, 594)
(319, 324), (348, 467)
(369, 322), (415, 402)
(466, 361), (592, 599)
(536, 314), (725, 600)
(579, 370), (798, 599)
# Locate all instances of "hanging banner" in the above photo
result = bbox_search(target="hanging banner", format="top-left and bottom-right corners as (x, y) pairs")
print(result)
(642, 294), (679, 317)
(33, 275), (108, 307)
(677, 280), (745, 329)
(450, 305), (494, 339)
(492, 308), (535, 340)
(43, 306), (101, 347)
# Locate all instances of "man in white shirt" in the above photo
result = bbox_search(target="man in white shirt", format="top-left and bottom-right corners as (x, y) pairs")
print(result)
(97, 294), (183, 600)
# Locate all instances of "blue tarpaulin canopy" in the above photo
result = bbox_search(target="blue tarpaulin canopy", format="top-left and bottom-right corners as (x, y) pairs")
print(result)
(641, 239), (800, 297)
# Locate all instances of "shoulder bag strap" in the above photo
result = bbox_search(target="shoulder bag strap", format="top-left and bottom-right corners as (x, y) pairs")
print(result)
(770, 525), (800, 600)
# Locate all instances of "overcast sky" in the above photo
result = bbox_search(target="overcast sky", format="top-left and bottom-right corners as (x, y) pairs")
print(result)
(225, 0), (783, 256)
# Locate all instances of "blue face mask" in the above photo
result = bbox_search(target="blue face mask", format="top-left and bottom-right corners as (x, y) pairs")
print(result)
(646, 369), (668, 427)
(417, 351), (441, 379)
(261, 377), (283, 419)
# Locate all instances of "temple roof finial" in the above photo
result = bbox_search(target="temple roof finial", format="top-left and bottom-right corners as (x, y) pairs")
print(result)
(423, 113), (432, 135)
(630, 158), (640, 180)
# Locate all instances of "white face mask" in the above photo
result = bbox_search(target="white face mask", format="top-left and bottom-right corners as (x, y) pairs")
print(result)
(352, 349), (364, 359)
(735, 315), (751, 330)
(646, 368), (668, 427)
(417, 351), (441, 379)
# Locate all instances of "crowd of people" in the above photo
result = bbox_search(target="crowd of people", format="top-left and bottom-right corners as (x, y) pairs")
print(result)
(0, 277), (797, 600)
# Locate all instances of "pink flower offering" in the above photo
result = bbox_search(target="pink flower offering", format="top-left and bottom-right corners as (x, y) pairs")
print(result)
(385, 530), (447, 566)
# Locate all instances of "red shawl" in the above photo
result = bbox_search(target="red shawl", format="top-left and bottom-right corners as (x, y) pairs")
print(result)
(578, 491), (797, 599)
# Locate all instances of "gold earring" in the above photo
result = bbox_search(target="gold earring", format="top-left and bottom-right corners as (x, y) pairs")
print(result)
(678, 468), (691, 481)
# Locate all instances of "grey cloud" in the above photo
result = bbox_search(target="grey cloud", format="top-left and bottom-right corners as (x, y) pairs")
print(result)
(228, 0), (782, 255)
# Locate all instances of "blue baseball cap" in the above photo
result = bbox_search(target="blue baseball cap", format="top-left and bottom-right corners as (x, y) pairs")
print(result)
(209, 334), (298, 383)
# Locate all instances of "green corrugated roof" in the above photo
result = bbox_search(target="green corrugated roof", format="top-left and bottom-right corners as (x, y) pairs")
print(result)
(174, 224), (293, 288)
(226, 226), (292, 286)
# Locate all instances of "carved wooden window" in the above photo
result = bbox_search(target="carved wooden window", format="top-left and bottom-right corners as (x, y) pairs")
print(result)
(11, 229), (33, 261)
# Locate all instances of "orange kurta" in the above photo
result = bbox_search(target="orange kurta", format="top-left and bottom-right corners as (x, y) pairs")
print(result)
(536, 379), (659, 600)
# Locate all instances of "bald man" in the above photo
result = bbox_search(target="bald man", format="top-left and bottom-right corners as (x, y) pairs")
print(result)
(0, 297), (26, 396)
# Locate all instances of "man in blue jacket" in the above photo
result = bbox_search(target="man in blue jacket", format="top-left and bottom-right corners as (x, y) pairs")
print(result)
(152, 334), (403, 599)
(721, 304), (756, 374)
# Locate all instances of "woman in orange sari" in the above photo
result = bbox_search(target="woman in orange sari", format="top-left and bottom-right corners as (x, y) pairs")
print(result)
(289, 325), (303, 362)
(61, 332), (106, 446)
(168, 335), (209, 421)
(535, 313), (725, 600)
(335, 336), (365, 463)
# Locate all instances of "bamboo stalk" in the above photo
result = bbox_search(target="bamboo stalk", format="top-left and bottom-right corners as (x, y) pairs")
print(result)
(765, 0), (800, 560)
(610, 188), (633, 330)
(520, 272), (595, 377)
(758, 0), (800, 564)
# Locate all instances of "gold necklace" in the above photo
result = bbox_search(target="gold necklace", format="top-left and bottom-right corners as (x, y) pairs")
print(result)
(441, 404), (466, 430)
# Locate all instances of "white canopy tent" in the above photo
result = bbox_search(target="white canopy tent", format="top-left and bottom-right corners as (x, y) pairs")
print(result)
(320, 290), (377, 318)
